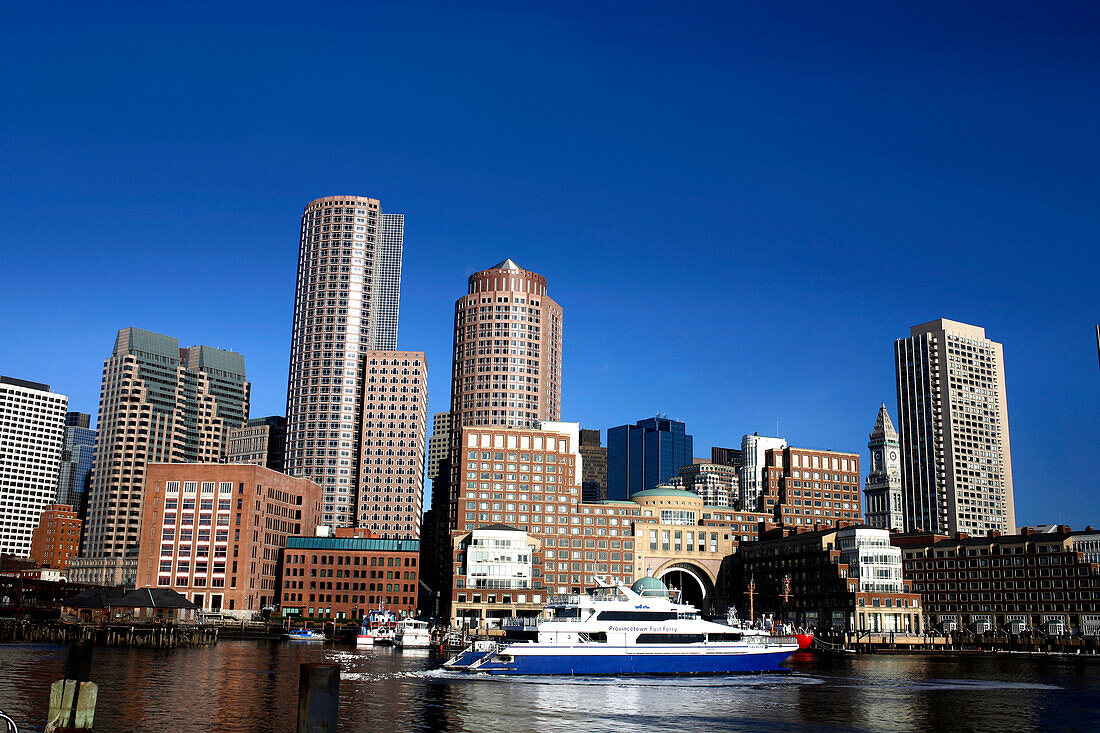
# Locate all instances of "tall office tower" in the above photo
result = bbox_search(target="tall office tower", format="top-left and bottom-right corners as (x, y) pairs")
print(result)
(738, 434), (787, 510)
(425, 412), (453, 486)
(226, 416), (287, 472)
(56, 412), (96, 512)
(357, 350), (428, 538)
(667, 462), (738, 508)
(606, 417), (693, 500)
(439, 259), (563, 529)
(284, 195), (405, 528)
(863, 404), (904, 532)
(71, 328), (249, 586)
(0, 377), (68, 557)
(895, 319), (1015, 536)
(710, 446), (743, 470)
(579, 428), (607, 502)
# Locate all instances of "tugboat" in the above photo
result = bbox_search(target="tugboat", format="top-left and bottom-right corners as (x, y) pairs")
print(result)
(357, 606), (398, 646)
(444, 576), (800, 675)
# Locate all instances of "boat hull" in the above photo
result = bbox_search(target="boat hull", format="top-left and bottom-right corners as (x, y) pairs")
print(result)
(478, 648), (796, 675)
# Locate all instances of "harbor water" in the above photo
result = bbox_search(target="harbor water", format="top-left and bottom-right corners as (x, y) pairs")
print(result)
(0, 641), (1097, 732)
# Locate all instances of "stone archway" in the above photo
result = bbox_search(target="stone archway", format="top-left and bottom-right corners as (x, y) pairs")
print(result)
(655, 562), (715, 613)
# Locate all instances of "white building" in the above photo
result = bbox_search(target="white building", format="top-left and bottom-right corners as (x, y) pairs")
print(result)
(895, 319), (1015, 536)
(0, 377), (68, 556)
(837, 526), (905, 595)
(738, 434), (787, 510)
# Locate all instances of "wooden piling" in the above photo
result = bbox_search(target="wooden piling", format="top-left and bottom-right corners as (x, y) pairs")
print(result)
(297, 663), (340, 733)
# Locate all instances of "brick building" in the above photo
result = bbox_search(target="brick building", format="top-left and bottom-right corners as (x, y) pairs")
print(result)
(28, 504), (81, 570)
(279, 528), (419, 620)
(134, 463), (321, 617)
(893, 526), (1100, 635)
(759, 446), (862, 528)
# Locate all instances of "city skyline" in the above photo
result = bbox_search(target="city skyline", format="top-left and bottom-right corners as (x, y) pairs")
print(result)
(1, 4), (1097, 529)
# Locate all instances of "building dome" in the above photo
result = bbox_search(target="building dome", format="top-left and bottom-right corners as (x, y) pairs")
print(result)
(631, 576), (669, 598)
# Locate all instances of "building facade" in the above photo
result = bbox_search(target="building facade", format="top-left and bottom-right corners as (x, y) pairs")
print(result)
(667, 462), (738, 508)
(56, 412), (96, 512)
(280, 530), (419, 619)
(710, 446), (743, 469)
(72, 328), (250, 586)
(738, 434), (787, 510)
(606, 417), (694, 500)
(425, 411), (453, 486)
(579, 428), (607, 502)
(0, 377), (68, 557)
(29, 504), (82, 570)
(284, 195), (405, 529)
(758, 445), (862, 528)
(893, 527), (1100, 636)
(738, 525), (923, 633)
(134, 463), (321, 616)
(863, 404), (904, 532)
(226, 416), (287, 471)
(356, 350), (428, 538)
(895, 319), (1015, 536)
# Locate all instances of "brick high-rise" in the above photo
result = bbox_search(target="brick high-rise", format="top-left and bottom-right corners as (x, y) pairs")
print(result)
(70, 328), (249, 586)
(284, 195), (405, 529)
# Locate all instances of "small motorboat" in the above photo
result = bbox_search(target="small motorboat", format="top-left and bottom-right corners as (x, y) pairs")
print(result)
(395, 619), (432, 649)
(284, 628), (326, 642)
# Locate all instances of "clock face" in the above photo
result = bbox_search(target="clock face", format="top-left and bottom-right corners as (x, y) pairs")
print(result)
(889, 450), (897, 461)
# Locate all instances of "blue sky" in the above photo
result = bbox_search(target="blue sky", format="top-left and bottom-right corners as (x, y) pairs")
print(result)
(1, 2), (1097, 526)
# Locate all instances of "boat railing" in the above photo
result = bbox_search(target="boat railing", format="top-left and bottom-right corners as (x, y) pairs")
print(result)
(501, 616), (541, 630)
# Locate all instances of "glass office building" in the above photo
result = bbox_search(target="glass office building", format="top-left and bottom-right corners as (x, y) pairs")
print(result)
(606, 417), (693, 500)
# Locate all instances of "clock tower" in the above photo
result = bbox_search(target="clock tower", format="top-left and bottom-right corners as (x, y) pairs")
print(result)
(863, 404), (904, 531)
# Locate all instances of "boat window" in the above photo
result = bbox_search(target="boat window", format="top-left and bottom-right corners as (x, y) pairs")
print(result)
(635, 633), (706, 644)
(578, 632), (607, 643)
(706, 633), (743, 642)
(597, 611), (678, 621)
(554, 608), (580, 619)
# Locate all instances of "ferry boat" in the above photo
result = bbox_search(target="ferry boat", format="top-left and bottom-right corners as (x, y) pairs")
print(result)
(444, 576), (800, 675)
(395, 619), (432, 649)
(357, 607), (398, 646)
(284, 628), (326, 642)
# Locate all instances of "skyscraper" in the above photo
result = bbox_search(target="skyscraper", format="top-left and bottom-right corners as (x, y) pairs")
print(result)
(606, 417), (693, 500)
(425, 412), (453, 486)
(226, 416), (287, 471)
(284, 195), (405, 528)
(895, 319), (1015, 536)
(70, 327), (249, 586)
(56, 412), (96, 513)
(738, 434), (787, 510)
(438, 259), (563, 529)
(0, 377), (68, 556)
(579, 428), (607, 502)
(863, 404), (904, 532)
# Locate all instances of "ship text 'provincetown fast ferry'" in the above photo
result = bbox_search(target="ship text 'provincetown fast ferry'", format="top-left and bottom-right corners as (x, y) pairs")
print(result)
(444, 576), (802, 675)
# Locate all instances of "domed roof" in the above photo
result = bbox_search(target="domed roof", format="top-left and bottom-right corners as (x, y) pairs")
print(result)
(630, 487), (700, 500)
(631, 576), (669, 597)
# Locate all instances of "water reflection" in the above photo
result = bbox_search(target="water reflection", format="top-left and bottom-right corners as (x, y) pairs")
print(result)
(0, 642), (1096, 732)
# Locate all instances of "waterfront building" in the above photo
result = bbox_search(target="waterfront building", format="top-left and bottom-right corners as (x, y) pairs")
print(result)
(759, 445), (861, 527)
(579, 428), (607, 502)
(606, 417), (694, 500)
(226, 416), (287, 472)
(738, 524), (923, 633)
(28, 504), (82, 570)
(895, 319), (1015, 536)
(710, 446), (743, 470)
(425, 412), (452, 485)
(356, 350), (428, 538)
(738, 434), (787, 510)
(863, 405), (904, 532)
(71, 328), (249, 587)
(0, 377), (68, 557)
(279, 528), (419, 620)
(892, 526), (1100, 636)
(667, 462), (738, 508)
(284, 195), (405, 529)
(56, 412), (96, 513)
(134, 463), (321, 616)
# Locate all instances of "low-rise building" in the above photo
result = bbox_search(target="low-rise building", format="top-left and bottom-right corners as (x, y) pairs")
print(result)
(893, 526), (1100, 636)
(134, 464), (321, 617)
(280, 528), (419, 620)
(738, 524), (922, 633)
(62, 587), (199, 624)
(29, 504), (82, 570)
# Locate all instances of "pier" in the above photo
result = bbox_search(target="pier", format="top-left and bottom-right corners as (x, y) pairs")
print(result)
(0, 619), (218, 648)
(815, 631), (1100, 656)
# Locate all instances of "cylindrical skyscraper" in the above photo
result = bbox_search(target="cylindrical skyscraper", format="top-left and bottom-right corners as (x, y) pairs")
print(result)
(284, 195), (405, 528)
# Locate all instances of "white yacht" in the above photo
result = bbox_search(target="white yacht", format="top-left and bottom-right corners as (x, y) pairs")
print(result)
(444, 576), (800, 675)
(395, 619), (432, 649)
